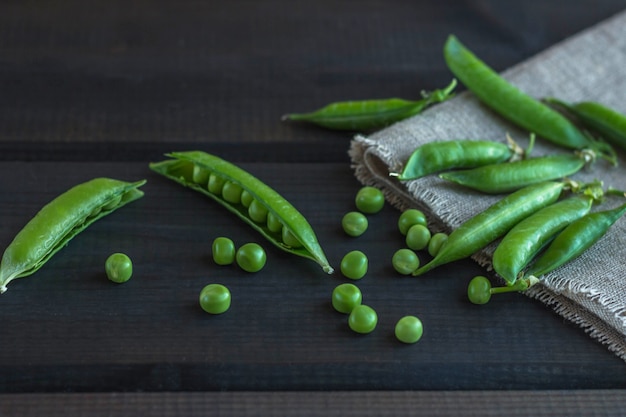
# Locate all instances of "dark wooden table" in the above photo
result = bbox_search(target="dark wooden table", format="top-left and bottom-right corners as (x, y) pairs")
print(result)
(2, 1), (626, 415)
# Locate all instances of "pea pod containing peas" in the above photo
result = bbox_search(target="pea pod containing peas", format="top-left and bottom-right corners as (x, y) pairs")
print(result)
(149, 151), (333, 274)
(444, 35), (617, 165)
(282, 79), (457, 131)
(0, 177), (146, 293)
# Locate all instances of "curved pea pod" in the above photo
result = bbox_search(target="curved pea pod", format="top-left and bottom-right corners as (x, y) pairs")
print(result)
(412, 181), (565, 276)
(444, 35), (617, 164)
(281, 79), (456, 131)
(149, 151), (334, 274)
(391, 139), (518, 181)
(545, 98), (626, 152)
(492, 194), (595, 285)
(438, 152), (590, 194)
(525, 202), (626, 278)
(0, 178), (146, 294)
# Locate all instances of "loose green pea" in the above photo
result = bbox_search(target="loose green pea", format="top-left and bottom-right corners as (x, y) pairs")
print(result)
(341, 211), (368, 237)
(236, 243), (267, 273)
(427, 232), (448, 257)
(355, 186), (385, 214)
(105, 253), (133, 283)
(281, 227), (303, 248)
(212, 237), (236, 266)
(392, 248), (420, 275)
(398, 209), (427, 235)
(348, 304), (378, 334)
(340, 250), (368, 280)
(406, 224), (431, 251)
(467, 276), (492, 305)
(395, 315), (424, 344)
(332, 283), (363, 314)
(208, 173), (226, 194)
(199, 283), (231, 314)
(221, 181), (243, 204)
(248, 199), (269, 223)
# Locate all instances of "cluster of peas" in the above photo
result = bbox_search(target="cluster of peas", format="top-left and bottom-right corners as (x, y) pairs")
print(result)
(335, 186), (427, 343)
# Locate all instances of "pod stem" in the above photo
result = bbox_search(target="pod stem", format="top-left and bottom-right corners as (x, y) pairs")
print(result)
(491, 276), (539, 295)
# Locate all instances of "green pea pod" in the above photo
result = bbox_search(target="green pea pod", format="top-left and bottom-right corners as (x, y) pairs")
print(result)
(391, 139), (519, 181)
(281, 79), (456, 131)
(443, 35), (617, 165)
(0, 178), (146, 293)
(149, 151), (334, 274)
(492, 194), (595, 285)
(438, 152), (589, 194)
(545, 98), (626, 152)
(412, 181), (565, 276)
(525, 202), (626, 278)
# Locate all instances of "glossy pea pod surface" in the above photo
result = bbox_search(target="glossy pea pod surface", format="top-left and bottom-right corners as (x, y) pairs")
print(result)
(492, 194), (594, 285)
(438, 152), (588, 194)
(149, 151), (333, 274)
(393, 139), (515, 181)
(0, 177), (146, 293)
(444, 35), (616, 163)
(282, 79), (456, 131)
(546, 98), (626, 152)
(525, 202), (626, 278)
(412, 181), (565, 276)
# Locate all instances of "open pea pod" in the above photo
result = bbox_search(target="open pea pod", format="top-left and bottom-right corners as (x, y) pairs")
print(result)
(149, 151), (334, 274)
(0, 178), (146, 293)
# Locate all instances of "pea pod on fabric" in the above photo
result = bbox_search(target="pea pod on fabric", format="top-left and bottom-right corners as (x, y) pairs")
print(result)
(390, 138), (523, 181)
(149, 151), (334, 274)
(412, 181), (565, 276)
(544, 98), (626, 152)
(438, 151), (591, 194)
(492, 193), (596, 285)
(0, 178), (146, 294)
(281, 79), (457, 131)
(443, 35), (617, 165)
(525, 202), (626, 279)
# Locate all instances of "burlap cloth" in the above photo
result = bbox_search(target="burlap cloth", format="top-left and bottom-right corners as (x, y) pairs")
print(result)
(350, 10), (626, 361)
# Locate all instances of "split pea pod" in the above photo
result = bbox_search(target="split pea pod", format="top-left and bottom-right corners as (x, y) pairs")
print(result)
(545, 98), (626, 152)
(0, 177), (146, 293)
(438, 151), (590, 194)
(443, 35), (617, 164)
(412, 181), (565, 276)
(149, 151), (334, 274)
(525, 202), (626, 278)
(390, 138), (520, 181)
(281, 79), (457, 131)
(492, 194), (595, 285)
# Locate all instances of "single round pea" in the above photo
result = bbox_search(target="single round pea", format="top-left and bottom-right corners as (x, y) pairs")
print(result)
(192, 165), (210, 186)
(248, 199), (269, 223)
(212, 237), (236, 265)
(341, 211), (368, 237)
(405, 224), (431, 251)
(208, 173), (226, 194)
(348, 304), (378, 334)
(199, 283), (231, 314)
(340, 250), (368, 280)
(266, 212), (283, 233)
(105, 252), (133, 283)
(355, 186), (385, 214)
(395, 315), (424, 344)
(427, 232), (448, 257)
(241, 189), (254, 208)
(468, 276), (492, 305)
(236, 243), (267, 272)
(398, 209), (427, 235)
(391, 248), (420, 275)
(222, 181), (243, 204)
(332, 283), (363, 314)
(281, 227), (302, 248)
